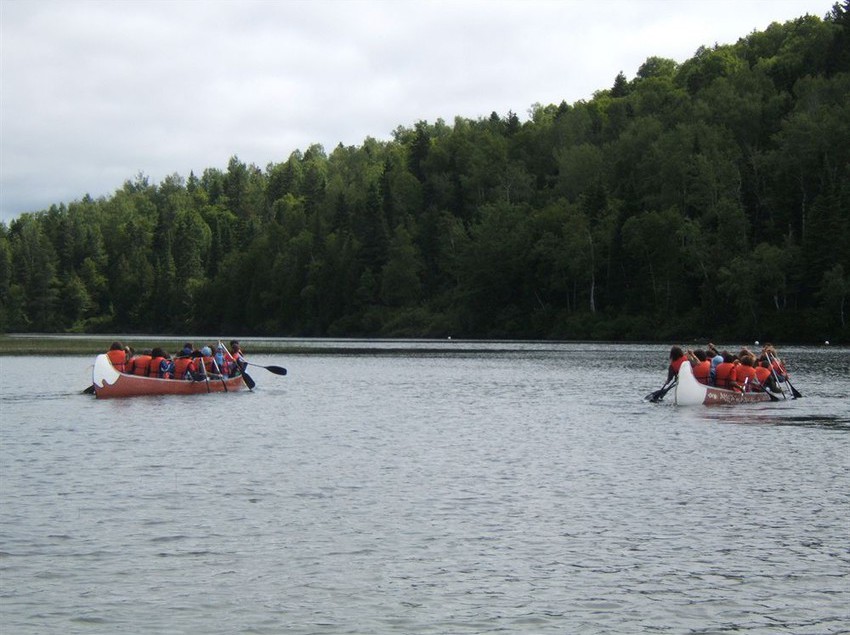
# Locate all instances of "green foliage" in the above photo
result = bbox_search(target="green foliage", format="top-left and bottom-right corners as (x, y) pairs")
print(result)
(1, 9), (848, 342)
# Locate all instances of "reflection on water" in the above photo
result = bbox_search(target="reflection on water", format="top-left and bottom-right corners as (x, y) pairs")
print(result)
(710, 412), (850, 430)
(1, 343), (848, 634)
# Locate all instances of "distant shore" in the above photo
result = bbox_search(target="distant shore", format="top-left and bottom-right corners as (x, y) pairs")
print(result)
(0, 334), (835, 356)
(0, 334), (339, 356)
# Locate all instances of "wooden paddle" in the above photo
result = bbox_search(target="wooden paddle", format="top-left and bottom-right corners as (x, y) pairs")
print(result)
(199, 355), (211, 393)
(211, 357), (228, 392)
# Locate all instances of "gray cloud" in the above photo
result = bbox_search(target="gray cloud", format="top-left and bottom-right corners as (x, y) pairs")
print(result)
(0, 0), (830, 221)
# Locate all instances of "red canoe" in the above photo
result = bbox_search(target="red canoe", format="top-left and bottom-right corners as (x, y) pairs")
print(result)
(91, 353), (246, 399)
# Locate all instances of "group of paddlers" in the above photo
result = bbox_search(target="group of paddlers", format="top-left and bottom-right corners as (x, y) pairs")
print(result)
(667, 342), (790, 393)
(105, 340), (247, 381)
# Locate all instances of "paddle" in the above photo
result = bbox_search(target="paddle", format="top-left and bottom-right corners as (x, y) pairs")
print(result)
(746, 376), (780, 402)
(244, 362), (287, 376)
(767, 352), (802, 399)
(786, 377), (803, 399)
(82, 384), (95, 395)
(211, 358), (228, 392)
(646, 379), (676, 402)
(199, 355), (211, 393)
(765, 355), (787, 400)
(750, 371), (783, 401)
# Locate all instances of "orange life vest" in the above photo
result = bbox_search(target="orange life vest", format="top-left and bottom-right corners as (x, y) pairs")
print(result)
(736, 365), (757, 390)
(670, 355), (688, 375)
(771, 359), (788, 380)
(201, 355), (216, 375)
(148, 356), (166, 378)
(755, 366), (772, 385)
(106, 349), (127, 373)
(173, 357), (196, 380)
(714, 362), (736, 389)
(131, 355), (152, 376)
(693, 360), (711, 385)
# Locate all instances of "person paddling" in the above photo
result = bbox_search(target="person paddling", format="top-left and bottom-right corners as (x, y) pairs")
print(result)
(714, 352), (738, 390)
(666, 346), (689, 384)
(228, 340), (247, 377)
(734, 354), (758, 392)
(173, 342), (199, 380)
(689, 349), (711, 385)
(106, 341), (128, 372)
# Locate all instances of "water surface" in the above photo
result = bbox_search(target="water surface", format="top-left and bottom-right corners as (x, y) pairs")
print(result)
(1, 342), (848, 633)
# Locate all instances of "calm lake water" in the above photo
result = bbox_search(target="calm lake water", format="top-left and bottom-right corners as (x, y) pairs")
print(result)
(1, 341), (848, 634)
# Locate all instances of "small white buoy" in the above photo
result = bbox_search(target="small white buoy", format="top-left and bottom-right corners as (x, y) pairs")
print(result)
(825, 340), (830, 345)
(447, 336), (452, 340)
(754, 340), (760, 346)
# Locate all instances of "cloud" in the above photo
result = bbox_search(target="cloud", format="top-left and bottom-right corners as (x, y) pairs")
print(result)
(0, 0), (832, 222)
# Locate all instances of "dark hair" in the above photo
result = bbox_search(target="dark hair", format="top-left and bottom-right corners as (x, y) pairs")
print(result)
(693, 349), (707, 362)
(151, 347), (166, 358)
(669, 346), (684, 360)
(110, 341), (123, 351)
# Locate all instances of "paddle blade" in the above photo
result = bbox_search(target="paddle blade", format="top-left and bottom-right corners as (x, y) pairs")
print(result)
(647, 380), (676, 403)
(82, 385), (95, 395)
(241, 371), (256, 390)
(265, 365), (287, 376)
(789, 383), (803, 399)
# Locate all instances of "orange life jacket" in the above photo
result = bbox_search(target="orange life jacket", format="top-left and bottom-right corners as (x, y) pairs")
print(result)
(201, 355), (216, 375)
(770, 359), (788, 380)
(754, 366), (772, 384)
(670, 355), (688, 375)
(736, 365), (757, 390)
(148, 356), (166, 378)
(693, 360), (711, 385)
(131, 355), (152, 376)
(106, 349), (127, 373)
(714, 362), (736, 389)
(173, 357), (196, 380)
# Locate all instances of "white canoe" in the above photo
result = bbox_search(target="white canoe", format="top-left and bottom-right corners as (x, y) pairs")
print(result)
(674, 359), (775, 406)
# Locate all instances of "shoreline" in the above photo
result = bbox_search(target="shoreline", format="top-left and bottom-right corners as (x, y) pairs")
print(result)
(0, 334), (839, 356)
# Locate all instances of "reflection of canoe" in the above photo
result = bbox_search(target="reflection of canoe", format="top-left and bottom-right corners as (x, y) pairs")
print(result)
(674, 360), (774, 406)
(91, 353), (245, 399)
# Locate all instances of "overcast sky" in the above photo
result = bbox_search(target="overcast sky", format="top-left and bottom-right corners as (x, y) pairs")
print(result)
(0, 0), (834, 223)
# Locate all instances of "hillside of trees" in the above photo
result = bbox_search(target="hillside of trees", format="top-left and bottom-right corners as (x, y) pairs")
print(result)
(2, 4), (848, 343)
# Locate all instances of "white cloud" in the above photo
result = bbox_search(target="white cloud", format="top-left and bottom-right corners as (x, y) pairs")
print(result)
(0, 0), (832, 221)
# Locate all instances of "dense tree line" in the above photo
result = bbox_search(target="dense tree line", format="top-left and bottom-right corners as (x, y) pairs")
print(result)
(2, 4), (849, 342)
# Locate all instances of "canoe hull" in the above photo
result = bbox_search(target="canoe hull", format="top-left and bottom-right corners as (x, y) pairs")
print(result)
(92, 353), (245, 399)
(674, 359), (773, 406)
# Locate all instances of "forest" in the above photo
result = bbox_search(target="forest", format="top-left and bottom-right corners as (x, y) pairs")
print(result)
(1, 3), (848, 343)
